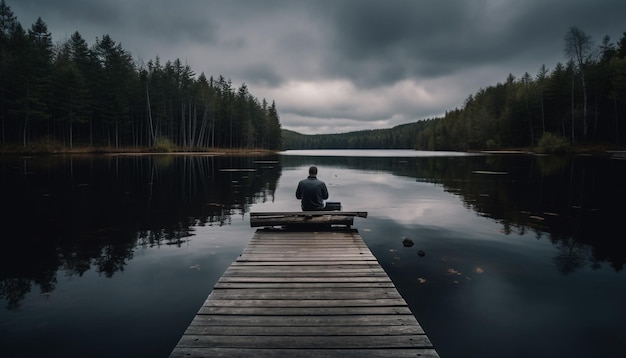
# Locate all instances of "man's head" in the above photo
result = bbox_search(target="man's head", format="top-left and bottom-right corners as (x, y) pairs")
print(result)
(308, 166), (318, 176)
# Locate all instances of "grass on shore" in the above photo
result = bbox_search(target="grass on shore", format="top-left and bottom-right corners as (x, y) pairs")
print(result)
(0, 142), (277, 156)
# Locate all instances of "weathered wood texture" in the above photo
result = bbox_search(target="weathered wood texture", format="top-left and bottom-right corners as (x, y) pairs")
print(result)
(170, 229), (438, 358)
(250, 211), (368, 228)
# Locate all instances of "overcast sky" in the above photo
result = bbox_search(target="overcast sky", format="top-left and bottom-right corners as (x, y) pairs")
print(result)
(9, 0), (626, 134)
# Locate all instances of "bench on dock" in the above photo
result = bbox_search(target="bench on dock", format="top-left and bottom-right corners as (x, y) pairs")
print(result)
(169, 222), (439, 357)
(250, 211), (368, 228)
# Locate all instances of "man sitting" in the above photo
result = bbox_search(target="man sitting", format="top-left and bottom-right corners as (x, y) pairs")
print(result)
(295, 166), (329, 211)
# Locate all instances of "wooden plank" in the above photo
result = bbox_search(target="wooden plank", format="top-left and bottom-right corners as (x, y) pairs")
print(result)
(187, 314), (421, 326)
(213, 282), (396, 289)
(231, 261), (379, 266)
(206, 289), (404, 300)
(216, 277), (392, 284)
(243, 243), (370, 248)
(203, 298), (410, 308)
(237, 255), (377, 261)
(223, 269), (386, 275)
(181, 325), (424, 336)
(251, 216), (355, 227)
(242, 245), (370, 250)
(239, 250), (375, 256)
(219, 274), (390, 279)
(250, 211), (368, 227)
(175, 334), (432, 349)
(247, 229), (365, 236)
(197, 306), (414, 316)
(250, 211), (368, 218)
(171, 348), (440, 358)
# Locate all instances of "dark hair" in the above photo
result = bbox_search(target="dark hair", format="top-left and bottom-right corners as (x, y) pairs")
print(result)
(309, 166), (318, 175)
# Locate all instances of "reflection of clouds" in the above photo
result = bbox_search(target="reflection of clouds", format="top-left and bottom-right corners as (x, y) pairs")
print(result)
(365, 173), (392, 184)
(327, 170), (468, 225)
(250, 165), (502, 241)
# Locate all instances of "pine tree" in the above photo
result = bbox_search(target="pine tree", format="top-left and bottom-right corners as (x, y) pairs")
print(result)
(267, 100), (282, 150)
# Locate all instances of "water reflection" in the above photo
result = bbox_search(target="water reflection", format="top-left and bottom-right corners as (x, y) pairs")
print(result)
(2, 151), (625, 358)
(1, 152), (623, 308)
(280, 152), (625, 274)
(0, 154), (281, 309)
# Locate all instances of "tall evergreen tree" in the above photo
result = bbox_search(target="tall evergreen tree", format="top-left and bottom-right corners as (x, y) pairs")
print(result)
(267, 100), (282, 150)
(92, 34), (135, 147)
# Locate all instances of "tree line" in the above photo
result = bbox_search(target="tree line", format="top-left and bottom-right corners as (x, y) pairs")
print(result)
(0, 1), (282, 151)
(282, 121), (429, 150)
(418, 26), (626, 151)
(285, 27), (626, 152)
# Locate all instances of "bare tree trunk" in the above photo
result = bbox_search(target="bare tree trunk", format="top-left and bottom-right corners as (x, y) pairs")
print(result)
(146, 84), (156, 145)
(580, 71), (588, 139)
(197, 103), (209, 147)
(23, 114), (28, 147)
(541, 92), (546, 133)
(615, 96), (620, 143)
(571, 74), (576, 142)
(181, 102), (186, 148)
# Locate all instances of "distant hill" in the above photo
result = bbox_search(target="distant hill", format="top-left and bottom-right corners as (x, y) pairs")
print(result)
(281, 121), (431, 150)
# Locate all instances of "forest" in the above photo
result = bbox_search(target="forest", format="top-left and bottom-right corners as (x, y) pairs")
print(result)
(284, 27), (626, 152)
(0, 1), (282, 151)
(415, 27), (626, 151)
(2, 0), (625, 153)
(282, 121), (429, 150)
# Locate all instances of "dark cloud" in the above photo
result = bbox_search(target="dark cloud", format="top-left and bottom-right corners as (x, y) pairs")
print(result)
(9, 0), (626, 134)
(241, 63), (284, 87)
(317, 0), (626, 87)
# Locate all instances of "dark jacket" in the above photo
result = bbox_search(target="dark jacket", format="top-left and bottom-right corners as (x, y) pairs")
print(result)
(295, 175), (329, 210)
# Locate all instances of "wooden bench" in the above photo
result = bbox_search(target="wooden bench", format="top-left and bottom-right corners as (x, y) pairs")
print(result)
(250, 211), (368, 228)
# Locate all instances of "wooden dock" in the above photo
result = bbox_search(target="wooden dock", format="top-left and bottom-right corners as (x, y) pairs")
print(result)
(170, 224), (439, 357)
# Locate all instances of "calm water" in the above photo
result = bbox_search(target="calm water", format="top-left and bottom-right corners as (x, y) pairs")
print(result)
(1, 150), (625, 358)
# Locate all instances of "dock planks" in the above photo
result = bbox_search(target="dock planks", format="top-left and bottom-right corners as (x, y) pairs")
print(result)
(170, 229), (439, 357)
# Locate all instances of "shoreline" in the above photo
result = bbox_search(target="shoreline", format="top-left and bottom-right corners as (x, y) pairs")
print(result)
(0, 146), (278, 156)
(1, 145), (622, 157)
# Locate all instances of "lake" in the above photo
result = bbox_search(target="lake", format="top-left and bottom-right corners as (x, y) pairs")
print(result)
(1, 150), (625, 357)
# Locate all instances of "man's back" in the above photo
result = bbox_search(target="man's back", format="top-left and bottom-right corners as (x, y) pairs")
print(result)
(296, 167), (329, 210)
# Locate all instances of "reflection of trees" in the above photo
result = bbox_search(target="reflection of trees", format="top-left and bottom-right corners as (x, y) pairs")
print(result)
(281, 153), (625, 274)
(1, 152), (622, 309)
(437, 155), (624, 274)
(0, 155), (282, 309)
(1, 278), (32, 310)
(95, 242), (136, 278)
(552, 237), (590, 275)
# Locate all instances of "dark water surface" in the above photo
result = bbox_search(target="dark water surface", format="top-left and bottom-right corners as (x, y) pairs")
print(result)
(1, 150), (625, 357)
